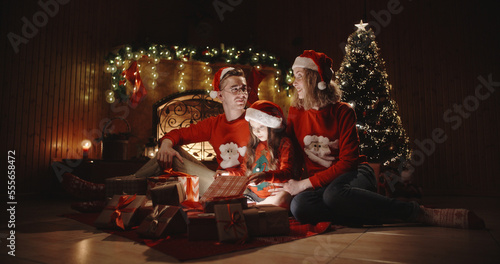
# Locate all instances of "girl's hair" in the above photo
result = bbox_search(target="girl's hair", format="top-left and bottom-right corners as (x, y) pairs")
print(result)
(219, 68), (245, 89)
(245, 124), (287, 175)
(291, 68), (342, 110)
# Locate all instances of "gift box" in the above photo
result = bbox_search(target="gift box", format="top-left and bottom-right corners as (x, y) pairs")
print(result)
(150, 181), (186, 206)
(202, 196), (248, 213)
(214, 203), (248, 243)
(178, 175), (200, 202)
(105, 175), (147, 198)
(187, 211), (218, 241)
(243, 205), (290, 237)
(94, 194), (147, 230)
(200, 176), (248, 202)
(136, 205), (188, 238)
(146, 176), (178, 199)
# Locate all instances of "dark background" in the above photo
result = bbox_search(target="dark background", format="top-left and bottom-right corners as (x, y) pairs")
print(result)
(1, 0), (499, 196)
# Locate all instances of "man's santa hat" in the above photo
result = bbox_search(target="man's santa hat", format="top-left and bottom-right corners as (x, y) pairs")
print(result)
(210, 67), (235, 98)
(292, 50), (333, 90)
(245, 100), (284, 129)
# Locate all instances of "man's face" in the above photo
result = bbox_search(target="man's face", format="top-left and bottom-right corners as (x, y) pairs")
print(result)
(218, 76), (248, 110)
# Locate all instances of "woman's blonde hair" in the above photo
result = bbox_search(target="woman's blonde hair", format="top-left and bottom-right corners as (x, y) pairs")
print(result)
(291, 68), (342, 110)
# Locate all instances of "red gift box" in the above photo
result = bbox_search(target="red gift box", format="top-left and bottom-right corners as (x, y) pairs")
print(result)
(214, 203), (248, 243)
(94, 194), (147, 230)
(136, 205), (188, 238)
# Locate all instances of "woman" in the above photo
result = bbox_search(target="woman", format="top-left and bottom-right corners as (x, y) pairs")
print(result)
(284, 50), (484, 229)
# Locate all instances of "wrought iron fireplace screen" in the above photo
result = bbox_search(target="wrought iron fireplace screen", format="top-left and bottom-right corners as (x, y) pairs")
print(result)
(153, 90), (224, 161)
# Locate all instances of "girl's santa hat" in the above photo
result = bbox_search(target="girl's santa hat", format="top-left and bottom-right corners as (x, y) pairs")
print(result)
(292, 50), (333, 90)
(210, 67), (235, 98)
(245, 100), (284, 129)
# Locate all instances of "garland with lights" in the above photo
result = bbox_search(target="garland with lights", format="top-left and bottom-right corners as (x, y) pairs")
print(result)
(336, 21), (411, 166)
(104, 44), (295, 103)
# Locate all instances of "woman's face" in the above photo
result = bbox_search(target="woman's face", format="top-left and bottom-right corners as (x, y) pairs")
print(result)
(249, 120), (268, 142)
(219, 76), (248, 110)
(292, 68), (306, 99)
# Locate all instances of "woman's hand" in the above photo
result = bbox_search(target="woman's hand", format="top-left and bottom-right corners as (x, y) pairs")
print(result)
(156, 139), (183, 169)
(283, 179), (313, 196)
(247, 172), (266, 185)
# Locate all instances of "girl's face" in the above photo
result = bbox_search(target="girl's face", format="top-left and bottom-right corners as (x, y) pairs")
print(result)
(249, 120), (268, 142)
(292, 67), (307, 99)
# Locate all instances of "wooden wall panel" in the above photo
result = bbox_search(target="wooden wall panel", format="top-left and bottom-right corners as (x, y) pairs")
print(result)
(1, 0), (498, 197)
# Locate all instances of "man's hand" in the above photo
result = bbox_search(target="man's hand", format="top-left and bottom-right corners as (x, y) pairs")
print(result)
(157, 139), (183, 169)
(283, 179), (313, 196)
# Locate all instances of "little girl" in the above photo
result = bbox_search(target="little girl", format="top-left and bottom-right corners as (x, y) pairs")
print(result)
(227, 100), (293, 209)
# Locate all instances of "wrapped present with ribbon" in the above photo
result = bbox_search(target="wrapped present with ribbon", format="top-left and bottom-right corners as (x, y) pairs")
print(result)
(105, 175), (147, 198)
(94, 194), (147, 230)
(200, 176), (248, 202)
(214, 203), (248, 243)
(136, 205), (188, 238)
(159, 168), (200, 202)
(146, 176), (178, 199)
(202, 196), (248, 213)
(187, 211), (218, 241)
(150, 181), (186, 206)
(242, 205), (290, 237)
(178, 175), (200, 202)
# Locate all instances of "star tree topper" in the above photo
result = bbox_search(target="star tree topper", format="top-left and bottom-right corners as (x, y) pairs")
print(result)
(355, 20), (369, 31)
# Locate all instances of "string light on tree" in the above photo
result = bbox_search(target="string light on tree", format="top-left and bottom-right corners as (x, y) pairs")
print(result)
(336, 21), (411, 166)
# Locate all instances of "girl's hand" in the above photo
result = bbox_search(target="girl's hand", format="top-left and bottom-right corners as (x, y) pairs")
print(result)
(214, 170), (229, 179)
(247, 172), (266, 185)
(283, 179), (313, 196)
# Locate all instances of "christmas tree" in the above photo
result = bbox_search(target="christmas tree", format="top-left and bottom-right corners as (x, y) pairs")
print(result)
(336, 21), (411, 166)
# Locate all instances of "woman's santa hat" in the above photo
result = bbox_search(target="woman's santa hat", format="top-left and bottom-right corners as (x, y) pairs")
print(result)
(292, 50), (333, 90)
(210, 67), (235, 98)
(245, 100), (284, 129)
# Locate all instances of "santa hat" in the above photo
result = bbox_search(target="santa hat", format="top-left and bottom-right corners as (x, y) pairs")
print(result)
(292, 50), (333, 90)
(210, 67), (235, 98)
(245, 100), (284, 129)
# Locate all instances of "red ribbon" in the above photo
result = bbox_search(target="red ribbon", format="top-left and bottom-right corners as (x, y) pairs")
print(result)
(217, 204), (247, 244)
(161, 168), (193, 179)
(105, 194), (137, 230)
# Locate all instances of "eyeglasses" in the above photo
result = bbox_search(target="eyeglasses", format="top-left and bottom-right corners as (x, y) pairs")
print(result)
(221, 85), (250, 95)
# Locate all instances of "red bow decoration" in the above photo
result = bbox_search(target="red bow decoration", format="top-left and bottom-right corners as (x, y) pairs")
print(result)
(105, 194), (137, 230)
(122, 61), (147, 108)
(161, 168), (193, 178)
(217, 204), (247, 244)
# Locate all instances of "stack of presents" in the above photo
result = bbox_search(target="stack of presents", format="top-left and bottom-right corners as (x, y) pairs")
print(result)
(93, 170), (289, 243)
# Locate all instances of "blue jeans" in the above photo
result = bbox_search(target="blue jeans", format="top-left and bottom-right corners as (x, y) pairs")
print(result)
(290, 164), (419, 225)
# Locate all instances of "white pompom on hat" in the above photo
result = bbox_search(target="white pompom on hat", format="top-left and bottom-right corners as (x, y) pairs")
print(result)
(210, 67), (235, 98)
(245, 100), (284, 129)
(292, 50), (333, 90)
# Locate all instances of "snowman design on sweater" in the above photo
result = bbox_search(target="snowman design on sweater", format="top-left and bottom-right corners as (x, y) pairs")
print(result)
(303, 135), (339, 168)
(219, 142), (247, 169)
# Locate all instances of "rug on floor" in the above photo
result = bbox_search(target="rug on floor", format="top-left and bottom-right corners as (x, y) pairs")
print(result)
(61, 212), (333, 261)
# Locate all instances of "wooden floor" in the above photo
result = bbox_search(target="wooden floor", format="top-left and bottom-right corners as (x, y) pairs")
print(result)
(1, 196), (499, 264)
